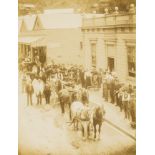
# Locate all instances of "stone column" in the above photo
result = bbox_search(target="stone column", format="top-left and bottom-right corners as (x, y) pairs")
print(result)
(116, 39), (128, 82)
(102, 39), (107, 71)
(83, 35), (91, 70)
(96, 38), (106, 71)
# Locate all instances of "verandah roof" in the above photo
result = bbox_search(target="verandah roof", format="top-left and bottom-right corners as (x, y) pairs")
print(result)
(18, 36), (45, 47)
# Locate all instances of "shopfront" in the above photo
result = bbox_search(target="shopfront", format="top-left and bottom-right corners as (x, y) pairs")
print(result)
(18, 36), (46, 65)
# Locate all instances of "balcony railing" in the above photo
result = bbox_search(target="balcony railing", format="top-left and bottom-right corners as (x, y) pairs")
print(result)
(82, 13), (136, 28)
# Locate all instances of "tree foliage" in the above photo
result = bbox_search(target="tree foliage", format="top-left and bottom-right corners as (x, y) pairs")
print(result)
(108, 0), (136, 12)
(18, 0), (136, 15)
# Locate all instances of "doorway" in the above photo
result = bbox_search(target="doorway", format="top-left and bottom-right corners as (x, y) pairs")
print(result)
(108, 57), (114, 72)
(32, 46), (46, 64)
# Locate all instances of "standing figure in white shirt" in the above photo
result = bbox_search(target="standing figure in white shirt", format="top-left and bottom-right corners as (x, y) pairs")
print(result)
(33, 78), (44, 105)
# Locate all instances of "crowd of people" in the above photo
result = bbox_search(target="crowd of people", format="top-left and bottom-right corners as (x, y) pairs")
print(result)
(19, 61), (136, 128)
(102, 72), (136, 128)
(20, 63), (100, 106)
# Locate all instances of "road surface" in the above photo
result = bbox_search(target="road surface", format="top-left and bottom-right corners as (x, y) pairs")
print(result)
(19, 92), (136, 155)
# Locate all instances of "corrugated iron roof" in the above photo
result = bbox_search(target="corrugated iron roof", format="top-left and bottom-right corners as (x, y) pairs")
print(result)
(18, 19), (23, 32)
(19, 12), (82, 31)
(38, 13), (82, 29)
(18, 36), (43, 44)
(19, 12), (106, 32)
(23, 14), (36, 31)
(44, 8), (74, 14)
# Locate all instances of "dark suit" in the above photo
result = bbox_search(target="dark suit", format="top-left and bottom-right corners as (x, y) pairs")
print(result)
(80, 71), (85, 88)
(110, 80), (115, 104)
(26, 83), (34, 106)
(43, 84), (51, 104)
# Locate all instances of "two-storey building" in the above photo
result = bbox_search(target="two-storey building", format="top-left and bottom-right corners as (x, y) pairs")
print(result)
(81, 5), (136, 83)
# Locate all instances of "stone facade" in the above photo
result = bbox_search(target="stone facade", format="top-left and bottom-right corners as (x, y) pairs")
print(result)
(18, 8), (136, 83)
(81, 12), (136, 83)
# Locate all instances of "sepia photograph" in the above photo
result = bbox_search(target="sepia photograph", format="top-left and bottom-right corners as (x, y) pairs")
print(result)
(18, 0), (136, 155)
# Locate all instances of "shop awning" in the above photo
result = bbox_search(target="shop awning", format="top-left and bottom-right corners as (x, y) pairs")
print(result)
(18, 36), (46, 47)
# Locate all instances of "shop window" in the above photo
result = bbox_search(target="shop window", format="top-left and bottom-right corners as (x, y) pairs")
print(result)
(38, 46), (46, 64)
(108, 57), (114, 72)
(91, 43), (96, 67)
(32, 46), (46, 64)
(127, 46), (136, 77)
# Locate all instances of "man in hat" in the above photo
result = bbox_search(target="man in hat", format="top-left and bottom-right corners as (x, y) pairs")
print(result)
(122, 88), (130, 119)
(63, 69), (69, 82)
(129, 93), (136, 128)
(81, 88), (89, 105)
(85, 70), (92, 89)
(128, 84), (134, 95)
(118, 88), (123, 112)
(102, 78), (108, 101)
(106, 72), (113, 102)
(36, 78), (44, 105)
(55, 69), (63, 81)
(21, 72), (27, 93)
(110, 79), (115, 104)
(80, 68), (85, 88)
(25, 80), (34, 106)
(55, 79), (62, 95)
(43, 81), (51, 104)
(76, 69), (81, 85)
(114, 79), (121, 106)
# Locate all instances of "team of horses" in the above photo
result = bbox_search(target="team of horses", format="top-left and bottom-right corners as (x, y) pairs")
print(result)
(56, 81), (106, 141)
(69, 101), (105, 140)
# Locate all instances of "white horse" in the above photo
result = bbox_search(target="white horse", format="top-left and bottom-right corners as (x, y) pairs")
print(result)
(70, 101), (91, 140)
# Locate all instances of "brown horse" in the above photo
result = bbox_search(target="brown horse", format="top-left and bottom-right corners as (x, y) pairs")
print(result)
(58, 88), (71, 114)
(91, 105), (105, 140)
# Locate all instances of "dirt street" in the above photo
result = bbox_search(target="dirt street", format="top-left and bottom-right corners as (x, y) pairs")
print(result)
(19, 92), (135, 155)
